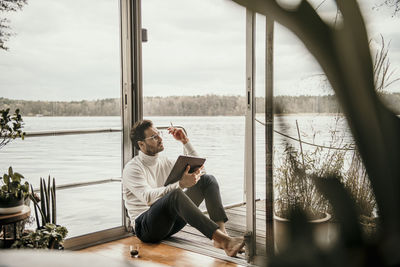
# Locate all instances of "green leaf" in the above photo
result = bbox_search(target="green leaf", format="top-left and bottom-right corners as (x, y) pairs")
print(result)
(23, 181), (29, 192)
(8, 166), (13, 176)
(52, 178), (56, 224)
(51, 186), (56, 224)
(11, 174), (21, 183)
(30, 185), (41, 229)
(40, 178), (46, 224)
(3, 173), (10, 186)
(43, 178), (50, 223)
(47, 175), (51, 204)
(10, 181), (20, 191)
(30, 190), (46, 229)
(14, 172), (24, 179)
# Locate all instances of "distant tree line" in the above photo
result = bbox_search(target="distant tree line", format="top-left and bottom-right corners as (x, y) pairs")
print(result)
(144, 95), (246, 116)
(1, 93), (399, 116)
(0, 98), (120, 116)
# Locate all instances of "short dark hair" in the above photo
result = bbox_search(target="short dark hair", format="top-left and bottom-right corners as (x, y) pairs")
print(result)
(130, 120), (153, 150)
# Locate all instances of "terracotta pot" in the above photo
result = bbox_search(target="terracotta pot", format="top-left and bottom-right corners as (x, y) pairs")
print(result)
(274, 212), (332, 253)
(0, 198), (24, 215)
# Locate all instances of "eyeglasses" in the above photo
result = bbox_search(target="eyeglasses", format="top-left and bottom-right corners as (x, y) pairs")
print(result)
(143, 131), (163, 141)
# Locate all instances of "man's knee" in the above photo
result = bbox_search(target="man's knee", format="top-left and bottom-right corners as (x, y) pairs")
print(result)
(168, 188), (187, 203)
(200, 174), (219, 187)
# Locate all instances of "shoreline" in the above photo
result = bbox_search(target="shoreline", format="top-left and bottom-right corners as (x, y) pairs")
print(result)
(23, 113), (346, 118)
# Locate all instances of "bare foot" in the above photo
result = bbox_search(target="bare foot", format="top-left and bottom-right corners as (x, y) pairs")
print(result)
(223, 237), (245, 257)
(213, 240), (223, 249)
(214, 238), (245, 254)
(212, 230), (245, 257)
(213, 229), (227, 249)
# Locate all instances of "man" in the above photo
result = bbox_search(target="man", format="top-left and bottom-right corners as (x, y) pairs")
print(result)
(122, 120), (245, 257)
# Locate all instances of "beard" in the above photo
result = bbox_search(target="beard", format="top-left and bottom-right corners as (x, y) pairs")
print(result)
(144, 141), (164, 156)
(157, 143), (165, 153)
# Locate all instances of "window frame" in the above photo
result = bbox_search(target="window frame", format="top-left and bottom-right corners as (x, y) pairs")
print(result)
(64, 0), (144, 249)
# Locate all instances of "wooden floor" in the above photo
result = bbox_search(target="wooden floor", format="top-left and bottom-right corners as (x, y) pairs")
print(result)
(168, 200), (267, 259)
(80, 201), (268, 267)
(80, 236), (238, 267)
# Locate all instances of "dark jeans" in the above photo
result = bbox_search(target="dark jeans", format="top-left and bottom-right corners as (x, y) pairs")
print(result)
(134, 174), (228, 243)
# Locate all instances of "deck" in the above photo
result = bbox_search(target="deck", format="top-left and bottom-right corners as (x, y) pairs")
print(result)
(80, 200), (268, 267)
(165, 199), (267, 264)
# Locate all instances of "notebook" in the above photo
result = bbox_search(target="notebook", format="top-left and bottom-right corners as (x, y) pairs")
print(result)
(164, 155), (206, 186)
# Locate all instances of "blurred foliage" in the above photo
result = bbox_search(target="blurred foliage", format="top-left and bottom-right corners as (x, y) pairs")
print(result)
(344, 150), (377, 219)
(0, 108), (25, 149)
(232, 0), (400, 266)
(0, 0), (28, 50)
(373, 35), (400, 93)
(375, 0), (400, 15)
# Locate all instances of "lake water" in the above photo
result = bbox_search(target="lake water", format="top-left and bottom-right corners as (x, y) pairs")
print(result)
(0, 115), (353, 237)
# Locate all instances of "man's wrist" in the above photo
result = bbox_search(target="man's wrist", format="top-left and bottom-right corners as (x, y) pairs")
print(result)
(178, 180), (185, 189)
(181, 138), (189, 145)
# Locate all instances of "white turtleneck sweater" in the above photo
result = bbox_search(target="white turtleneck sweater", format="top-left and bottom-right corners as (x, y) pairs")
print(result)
(122, 142), (199, 227)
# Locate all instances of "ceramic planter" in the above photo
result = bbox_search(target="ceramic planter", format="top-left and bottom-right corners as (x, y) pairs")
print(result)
(0, 198), (24, 215)
(274, 212), (332, 253)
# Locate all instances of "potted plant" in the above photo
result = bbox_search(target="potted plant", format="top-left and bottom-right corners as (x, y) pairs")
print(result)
(0, 166), (30, 214)
(12, 222), (68, 249)
(274, 144), (336, 252)
(0, 108), (28, 214)
(0, 108), (32, 247)
(0, 108), (68, 248)
(12, 176), (68, 249)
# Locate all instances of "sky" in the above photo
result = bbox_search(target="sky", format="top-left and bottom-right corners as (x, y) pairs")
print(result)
(0, 0), (400, 101)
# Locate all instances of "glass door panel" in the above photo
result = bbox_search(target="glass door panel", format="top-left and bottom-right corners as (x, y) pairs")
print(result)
(141, 0), (246, 206)
(0, 0), (122, 238)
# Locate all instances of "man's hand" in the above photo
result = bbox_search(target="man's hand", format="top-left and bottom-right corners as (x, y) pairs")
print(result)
(168, 127), (189, 144)
(179, 165), (204, 189)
